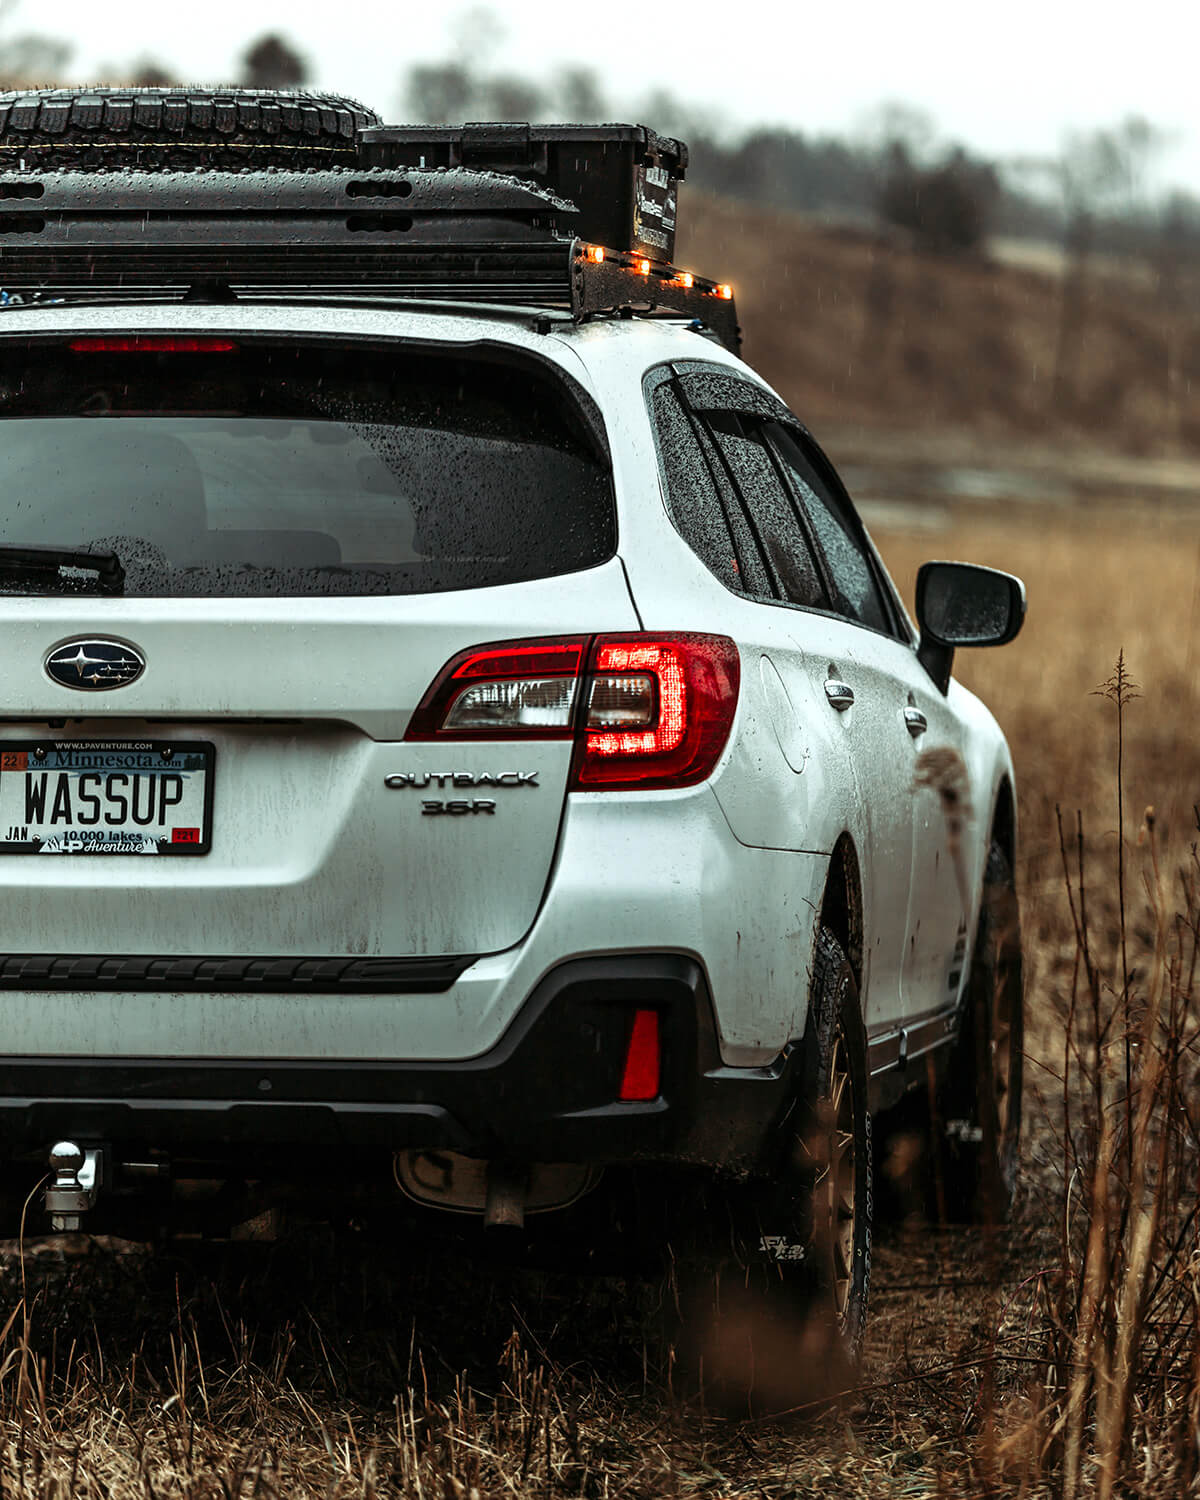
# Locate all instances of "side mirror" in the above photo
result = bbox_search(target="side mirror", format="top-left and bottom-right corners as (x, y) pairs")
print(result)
(915, 561), (1026, 693)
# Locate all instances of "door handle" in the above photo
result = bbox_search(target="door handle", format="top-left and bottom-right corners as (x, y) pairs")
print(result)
(904, 707), (928, 737)
(824, 679), (855, 712)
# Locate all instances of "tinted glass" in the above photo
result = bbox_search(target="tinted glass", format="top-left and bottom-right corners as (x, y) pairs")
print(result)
(704, 410), (826, 609)
(0, 344), (615, 597)
(689, 417), (771, 596)
(919, 562), (1019, 645)
(766, 422), (889, 632)
(650, 382), (745, 594)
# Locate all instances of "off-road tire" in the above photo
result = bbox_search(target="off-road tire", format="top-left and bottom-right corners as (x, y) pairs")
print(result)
(781, 925), (873, 1366)
(939, 842), (1024, 1222)
(0, 88), (379, 170)
(671, 927), (872, 1410)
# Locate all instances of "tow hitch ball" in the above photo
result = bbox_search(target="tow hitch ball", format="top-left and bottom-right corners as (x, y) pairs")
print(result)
(44, 1141), (103, 1231)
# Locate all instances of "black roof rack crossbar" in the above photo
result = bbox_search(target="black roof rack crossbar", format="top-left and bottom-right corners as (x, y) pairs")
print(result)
(0, 166), (740, 351)
(0, 244), (576, 289)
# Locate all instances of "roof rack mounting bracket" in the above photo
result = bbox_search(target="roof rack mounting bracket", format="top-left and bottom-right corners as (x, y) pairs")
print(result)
(183, 280), (237, 304)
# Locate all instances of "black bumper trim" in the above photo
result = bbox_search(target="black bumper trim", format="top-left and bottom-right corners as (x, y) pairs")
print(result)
(0, 953), (474, 993)
(0, 955), (800, 1171)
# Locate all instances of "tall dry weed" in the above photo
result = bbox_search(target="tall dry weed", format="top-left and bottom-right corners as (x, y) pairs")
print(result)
(953, 661), (1200, 1498)
(875, 510), (1200, 1496)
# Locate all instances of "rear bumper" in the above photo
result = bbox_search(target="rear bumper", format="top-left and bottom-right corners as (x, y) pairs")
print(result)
(0, 955), (798, 1172)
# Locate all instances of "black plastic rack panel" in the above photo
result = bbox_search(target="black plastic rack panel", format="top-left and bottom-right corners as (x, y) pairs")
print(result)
(0, 161), (739, 351)
(358, 122), (685, 263)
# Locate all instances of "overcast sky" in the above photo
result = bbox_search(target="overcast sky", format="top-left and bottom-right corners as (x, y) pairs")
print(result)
(17, 0), (1200, 193)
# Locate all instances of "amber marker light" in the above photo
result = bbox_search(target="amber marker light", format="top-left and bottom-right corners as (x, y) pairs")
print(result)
(715, 283), (733, 300)
(677, 271), (694, 288)
(638, 258), (652, 275)
(586, 244), (605, 263)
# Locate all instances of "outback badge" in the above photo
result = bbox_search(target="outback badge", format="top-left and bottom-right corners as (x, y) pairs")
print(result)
(44, 638), (145, 691)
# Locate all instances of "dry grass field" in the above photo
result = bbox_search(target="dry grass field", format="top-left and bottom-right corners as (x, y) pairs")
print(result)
(0, 496), (1195, 1498)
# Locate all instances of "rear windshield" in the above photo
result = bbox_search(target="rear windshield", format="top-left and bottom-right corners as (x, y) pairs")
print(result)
(0, 341), (615, 597)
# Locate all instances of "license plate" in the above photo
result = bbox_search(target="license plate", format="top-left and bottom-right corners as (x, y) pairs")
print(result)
(0, 740), (214, 855)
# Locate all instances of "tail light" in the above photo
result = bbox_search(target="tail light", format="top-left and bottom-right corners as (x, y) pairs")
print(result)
(406, 632), (739, 791)
(573, 636), (739, 790)
(405, 639), (586, 740)
(68, 336), (239, 353)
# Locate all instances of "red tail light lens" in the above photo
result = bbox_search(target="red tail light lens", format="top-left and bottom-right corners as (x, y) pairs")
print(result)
(406, 632), (739, 789)
(618, 1009), (661, 1101)
(68, 336), (239, 353)
(573, 633), (740, 791)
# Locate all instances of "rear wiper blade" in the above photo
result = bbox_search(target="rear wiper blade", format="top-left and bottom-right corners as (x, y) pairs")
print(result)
(0, 544), (124, 595)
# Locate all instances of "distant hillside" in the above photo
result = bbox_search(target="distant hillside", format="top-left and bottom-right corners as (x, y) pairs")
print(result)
(678, 194), (1200, 455)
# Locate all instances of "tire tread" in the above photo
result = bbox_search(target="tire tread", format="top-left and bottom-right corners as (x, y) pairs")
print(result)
(941, 841), (1024, 1222)
(0, 88), (379, 169)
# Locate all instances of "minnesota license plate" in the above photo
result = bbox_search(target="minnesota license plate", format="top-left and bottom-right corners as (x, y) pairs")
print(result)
(0, 741), (214, 855)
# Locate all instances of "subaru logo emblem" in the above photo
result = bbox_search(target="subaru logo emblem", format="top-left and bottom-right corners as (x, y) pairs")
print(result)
(44, 638), (146, 691)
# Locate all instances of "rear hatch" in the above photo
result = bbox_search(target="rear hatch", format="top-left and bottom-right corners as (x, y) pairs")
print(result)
(0, 333), (636, 962)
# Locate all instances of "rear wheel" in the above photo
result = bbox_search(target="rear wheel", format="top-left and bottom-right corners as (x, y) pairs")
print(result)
(671, 927), (872, 1410)
(797, 927), (872, 1356)
(939, 842), (1024, 1222)
(0, 88), (378, 170)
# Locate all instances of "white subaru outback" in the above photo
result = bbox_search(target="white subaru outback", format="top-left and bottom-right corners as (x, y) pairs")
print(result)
(0, 90), (1024, 1362)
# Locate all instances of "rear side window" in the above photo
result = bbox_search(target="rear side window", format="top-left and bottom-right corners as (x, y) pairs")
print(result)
(766, 422), (890, 633)
(702, 410), (826, 610)
(0, 342), (615, 597)
(649, 381), (746, 594)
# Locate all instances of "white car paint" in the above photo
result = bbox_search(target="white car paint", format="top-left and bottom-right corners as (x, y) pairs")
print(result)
(0, 299), (1014, 1083)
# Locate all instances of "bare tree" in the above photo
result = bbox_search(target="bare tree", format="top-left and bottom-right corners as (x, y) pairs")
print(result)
(403, 7), (537, 123)
(404, 61), (479, 122)
(478, 74), (545, 121)
(878, 144), (996, 255)
(634, 87), (709, 143)
(860, 100), (938, 167)
(450, 5), (505, 65)
(557, 67), (606, 122)
(0, 32), (72, 86)
(1044, 121), (1168, 411)
(239, 33), (309, 91)
(127, 57), (178, 87)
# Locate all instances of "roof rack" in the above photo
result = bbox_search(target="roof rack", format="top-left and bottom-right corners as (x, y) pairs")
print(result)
(357, 122), (686, 263)
(0, 124), (739, 351)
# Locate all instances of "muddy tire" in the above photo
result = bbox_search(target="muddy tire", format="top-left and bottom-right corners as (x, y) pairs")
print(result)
(0, 88), (378, 170)
(939, 842), (1024, 1222)
(801, 926), (873, 1357)
(671, 927), (872, 1411)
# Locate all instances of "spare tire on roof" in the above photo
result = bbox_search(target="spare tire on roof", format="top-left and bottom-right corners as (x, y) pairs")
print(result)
(0, 88), (379, 169)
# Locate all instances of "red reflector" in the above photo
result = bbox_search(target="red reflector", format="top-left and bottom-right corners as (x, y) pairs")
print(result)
(67, 336), (238, 353)
(619, 1009), (661, 1101)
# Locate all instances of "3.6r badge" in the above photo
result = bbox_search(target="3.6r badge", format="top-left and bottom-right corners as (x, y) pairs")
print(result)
(384, 770), (540, 817)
